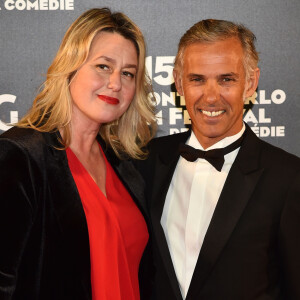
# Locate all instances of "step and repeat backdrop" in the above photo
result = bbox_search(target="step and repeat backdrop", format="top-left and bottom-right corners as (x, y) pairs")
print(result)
(0, 0), (299, 156)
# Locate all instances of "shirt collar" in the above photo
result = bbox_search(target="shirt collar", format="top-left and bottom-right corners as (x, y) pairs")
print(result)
(188, 123), (246, 151)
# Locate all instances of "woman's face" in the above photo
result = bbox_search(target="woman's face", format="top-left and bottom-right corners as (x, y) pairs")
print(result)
(69, 31), (138, 129)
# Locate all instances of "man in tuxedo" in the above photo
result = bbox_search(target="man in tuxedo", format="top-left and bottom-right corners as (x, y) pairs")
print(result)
(138, 19), (300, 299)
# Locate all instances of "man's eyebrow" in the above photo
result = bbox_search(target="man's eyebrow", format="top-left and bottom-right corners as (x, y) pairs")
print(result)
(219, 72), (239, 77)
(187, 73), (205, 77)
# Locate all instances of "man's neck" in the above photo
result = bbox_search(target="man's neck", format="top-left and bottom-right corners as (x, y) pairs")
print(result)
(192, 124), (246, 150)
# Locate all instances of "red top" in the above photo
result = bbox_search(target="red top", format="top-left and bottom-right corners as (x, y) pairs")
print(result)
(66, 146), (148, 300)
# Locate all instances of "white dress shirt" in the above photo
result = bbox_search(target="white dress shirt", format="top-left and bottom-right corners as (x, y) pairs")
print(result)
(161, 124), (245, 298)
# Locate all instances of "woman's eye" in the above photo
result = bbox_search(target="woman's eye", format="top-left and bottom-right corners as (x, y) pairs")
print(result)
(122, 71), (135, 78)
(97, 64), (109, 70)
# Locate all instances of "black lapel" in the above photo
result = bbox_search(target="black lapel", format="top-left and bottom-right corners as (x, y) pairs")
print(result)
(151, 130), (191, 300)
(43, 131), (91, 297)
(186, 125), (264, 298)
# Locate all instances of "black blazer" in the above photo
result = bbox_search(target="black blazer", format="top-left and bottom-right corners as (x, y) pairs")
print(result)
(0, 127), (151, 300)
(137, 124), (300, 300)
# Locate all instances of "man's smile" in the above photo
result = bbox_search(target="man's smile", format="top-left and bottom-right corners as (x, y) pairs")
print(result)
(200, 109), (226, 117)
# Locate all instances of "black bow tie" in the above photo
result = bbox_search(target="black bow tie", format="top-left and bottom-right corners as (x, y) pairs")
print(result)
(179, 133), (245, 171)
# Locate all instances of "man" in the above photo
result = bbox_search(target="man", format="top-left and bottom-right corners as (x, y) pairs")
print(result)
(138, 19), (300, 299)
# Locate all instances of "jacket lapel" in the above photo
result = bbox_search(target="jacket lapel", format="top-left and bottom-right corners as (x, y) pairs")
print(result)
(186, 125), (264, 298)
(151, 131), (191, 300)
(43, 131), (91, 297)
(44, 133), (151, 299)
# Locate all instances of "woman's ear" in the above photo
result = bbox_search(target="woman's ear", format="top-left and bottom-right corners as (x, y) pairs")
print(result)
(245, 67), (260, 98)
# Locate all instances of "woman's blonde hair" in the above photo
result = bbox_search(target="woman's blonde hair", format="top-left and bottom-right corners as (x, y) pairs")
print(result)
(18, 8), (157, 159)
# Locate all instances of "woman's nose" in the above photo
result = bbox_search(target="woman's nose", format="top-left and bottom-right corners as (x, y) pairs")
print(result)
(107, 72), (121, 92)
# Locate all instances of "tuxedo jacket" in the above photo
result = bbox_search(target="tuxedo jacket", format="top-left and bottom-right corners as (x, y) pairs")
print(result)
(0, 127), (151, 300)
(137, 124), (300, 300)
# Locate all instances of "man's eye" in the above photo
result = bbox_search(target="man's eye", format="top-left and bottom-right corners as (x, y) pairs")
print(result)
(190, 77), (203, 82)
(222, 77), (234, 82)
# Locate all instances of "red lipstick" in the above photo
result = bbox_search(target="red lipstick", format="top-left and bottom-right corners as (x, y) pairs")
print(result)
(98, 95), (119, 105)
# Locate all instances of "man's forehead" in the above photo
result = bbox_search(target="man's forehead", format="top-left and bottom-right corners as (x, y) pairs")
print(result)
(185, 37), (243, 53)
(182, 38), (244, 69)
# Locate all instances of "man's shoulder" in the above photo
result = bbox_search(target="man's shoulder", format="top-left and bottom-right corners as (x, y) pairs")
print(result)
(241, 125), (300, 174)
(242, 124), (300, 171)
(259, 138), (300, 169)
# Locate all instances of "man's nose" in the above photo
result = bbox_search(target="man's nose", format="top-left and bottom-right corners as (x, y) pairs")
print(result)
(107, 72), (122, 92)
(204, 81), (219, 102)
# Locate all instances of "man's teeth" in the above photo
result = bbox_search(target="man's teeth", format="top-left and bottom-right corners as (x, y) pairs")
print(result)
(201, 110), (225, 117)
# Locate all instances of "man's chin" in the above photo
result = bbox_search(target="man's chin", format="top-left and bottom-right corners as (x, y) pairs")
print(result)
(193, 124), (225, 138)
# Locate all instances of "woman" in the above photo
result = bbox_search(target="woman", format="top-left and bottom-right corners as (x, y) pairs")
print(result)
(0, 8), (156, 300)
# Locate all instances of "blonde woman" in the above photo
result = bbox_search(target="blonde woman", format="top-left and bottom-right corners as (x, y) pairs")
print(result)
(0, 8), (156, 300)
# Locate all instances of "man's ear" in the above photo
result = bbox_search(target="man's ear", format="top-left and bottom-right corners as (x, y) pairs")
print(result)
(173, 69), (184, 96)
(245, 67), (260, 98)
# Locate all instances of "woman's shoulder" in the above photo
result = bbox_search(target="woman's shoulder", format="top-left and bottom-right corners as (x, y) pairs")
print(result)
(0, 126), (57, 147)
(0, 126), (51, 158)
(1, 126), (42, 140)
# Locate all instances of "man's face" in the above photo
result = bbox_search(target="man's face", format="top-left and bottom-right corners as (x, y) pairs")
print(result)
(174, 37), (259, 148)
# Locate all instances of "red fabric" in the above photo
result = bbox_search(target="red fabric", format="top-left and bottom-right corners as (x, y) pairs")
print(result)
(66, 146), (148, 300)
